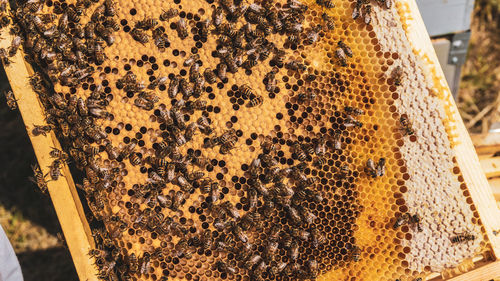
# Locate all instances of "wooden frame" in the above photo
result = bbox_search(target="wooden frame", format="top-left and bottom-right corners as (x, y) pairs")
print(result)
(0, 26), (99, 281)
(1, 0), (499, 280)
(399, 0), (500, 279)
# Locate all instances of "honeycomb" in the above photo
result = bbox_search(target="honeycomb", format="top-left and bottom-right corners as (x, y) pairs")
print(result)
(6, 0), (493, 279)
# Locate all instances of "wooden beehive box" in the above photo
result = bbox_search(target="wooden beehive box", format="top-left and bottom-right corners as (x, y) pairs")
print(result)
(1, 0), (500, 280)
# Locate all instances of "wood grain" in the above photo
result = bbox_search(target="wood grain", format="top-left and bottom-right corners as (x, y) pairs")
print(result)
(480, 157), (500, 178)
(0, 28), (99, 281)
(446, 260), (500, 281)
(471, 132), (500, 156)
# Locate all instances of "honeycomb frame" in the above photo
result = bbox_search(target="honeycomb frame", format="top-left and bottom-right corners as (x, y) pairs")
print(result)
(1, 0), (500, 280)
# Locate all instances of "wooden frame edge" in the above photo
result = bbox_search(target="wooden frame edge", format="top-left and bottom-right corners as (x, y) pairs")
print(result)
(447, 260), (500, 281)
(0, 30), (99, 281)
(399, 0), (500, 261)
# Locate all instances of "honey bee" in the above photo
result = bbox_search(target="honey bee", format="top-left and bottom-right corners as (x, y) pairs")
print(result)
(376, 158), (386, 177)
(287, 33), (300, 45)
(8, 35), (22, 57)
(344, 115), (363, 128)
(313, 156), (326, 167)
(49, 159), (63, 181)
(451, 232), (476, 243)
(245, 254), (262, 269)
(153, 28), (170, 50)
(30, 163), (48, 193)
(0, 48), (11, 65)
(172, 190), (187, 211)
(288, 241), (299, 261)
(49, 147), (69, 162)
(306, 259), (318, 278)
(247, 188), (258, 209)
(286, 205), (302, 225)
(259, 154), (278, 167)
(345, 106), (364, 116)
(102, 18), (120, 31)
(177, 176), (193, 192)
(291, 228), (310, 241)
(157, 194), (172, 208)
(269, 261), (288, 278)
(243, 56), (258, 70)
(378, 0), (392, 9)
(176, 18), (188, 40)
(160, 8), (179, 21)
(129, 153), (142, 166)
(334, 165), (349, 180)
(314, 137), (326, 156)
(89, 248), (108, 259)
(311, 228), (326, 248)
(130, 28), (149, 44)
(4, 90), (17, 110)
(181, 54), (199, 68)
(285, 60), (306, 72)
(216, 260), (236, 275)
(140, 254), (151, 275)
(271, 48), (286, 66)
(222, 201), (240, 219)
(136, 17), (158, 30)
(391, 66), (404, 86)
(167, 75), (180, 98)
(239, 84), (255, 100)
(232, 223), (249, 243)
(213, 217), (229, 232)
(409, 213), (423, 232)
(248, 95), (263, 107)
(120, 142), (136, 159)
(317, 0), (334, 8)
(305, 25), (321, 45)
(32, 124), (53, 136)
(292, 142), (307, 162)
(0, 16), (7, 30)
(366, 158), (385, 178)
(203, 68), (217, 84)
(217, 63), (228, 81)
(174, 239), (191, 258)
(90, 3), (105, 21)
(198, 229), (212, 250)
(322, 12), (335, 30)
(393, 213), (410, 229)
(351, 245), (361, 261)
(192, 17), (207, 38)
(297, 92), (316, 103)
(400, 115), (414, 135)
(299, 206), (316, 224)
(335, 47), (347, 67)
(264, 69), (278, 93)
(189, 63), (200, 82)
(261, 140), (277, 154)
(104, 0), (116, 16)
(364, 4), (372, 24)
(179, 77), (193, 99)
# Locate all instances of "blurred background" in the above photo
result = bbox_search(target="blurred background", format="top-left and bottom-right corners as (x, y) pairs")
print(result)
(0, 0), (498, 280)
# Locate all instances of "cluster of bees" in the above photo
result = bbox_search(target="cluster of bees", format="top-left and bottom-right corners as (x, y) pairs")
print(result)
(0, 0), (479, 279)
